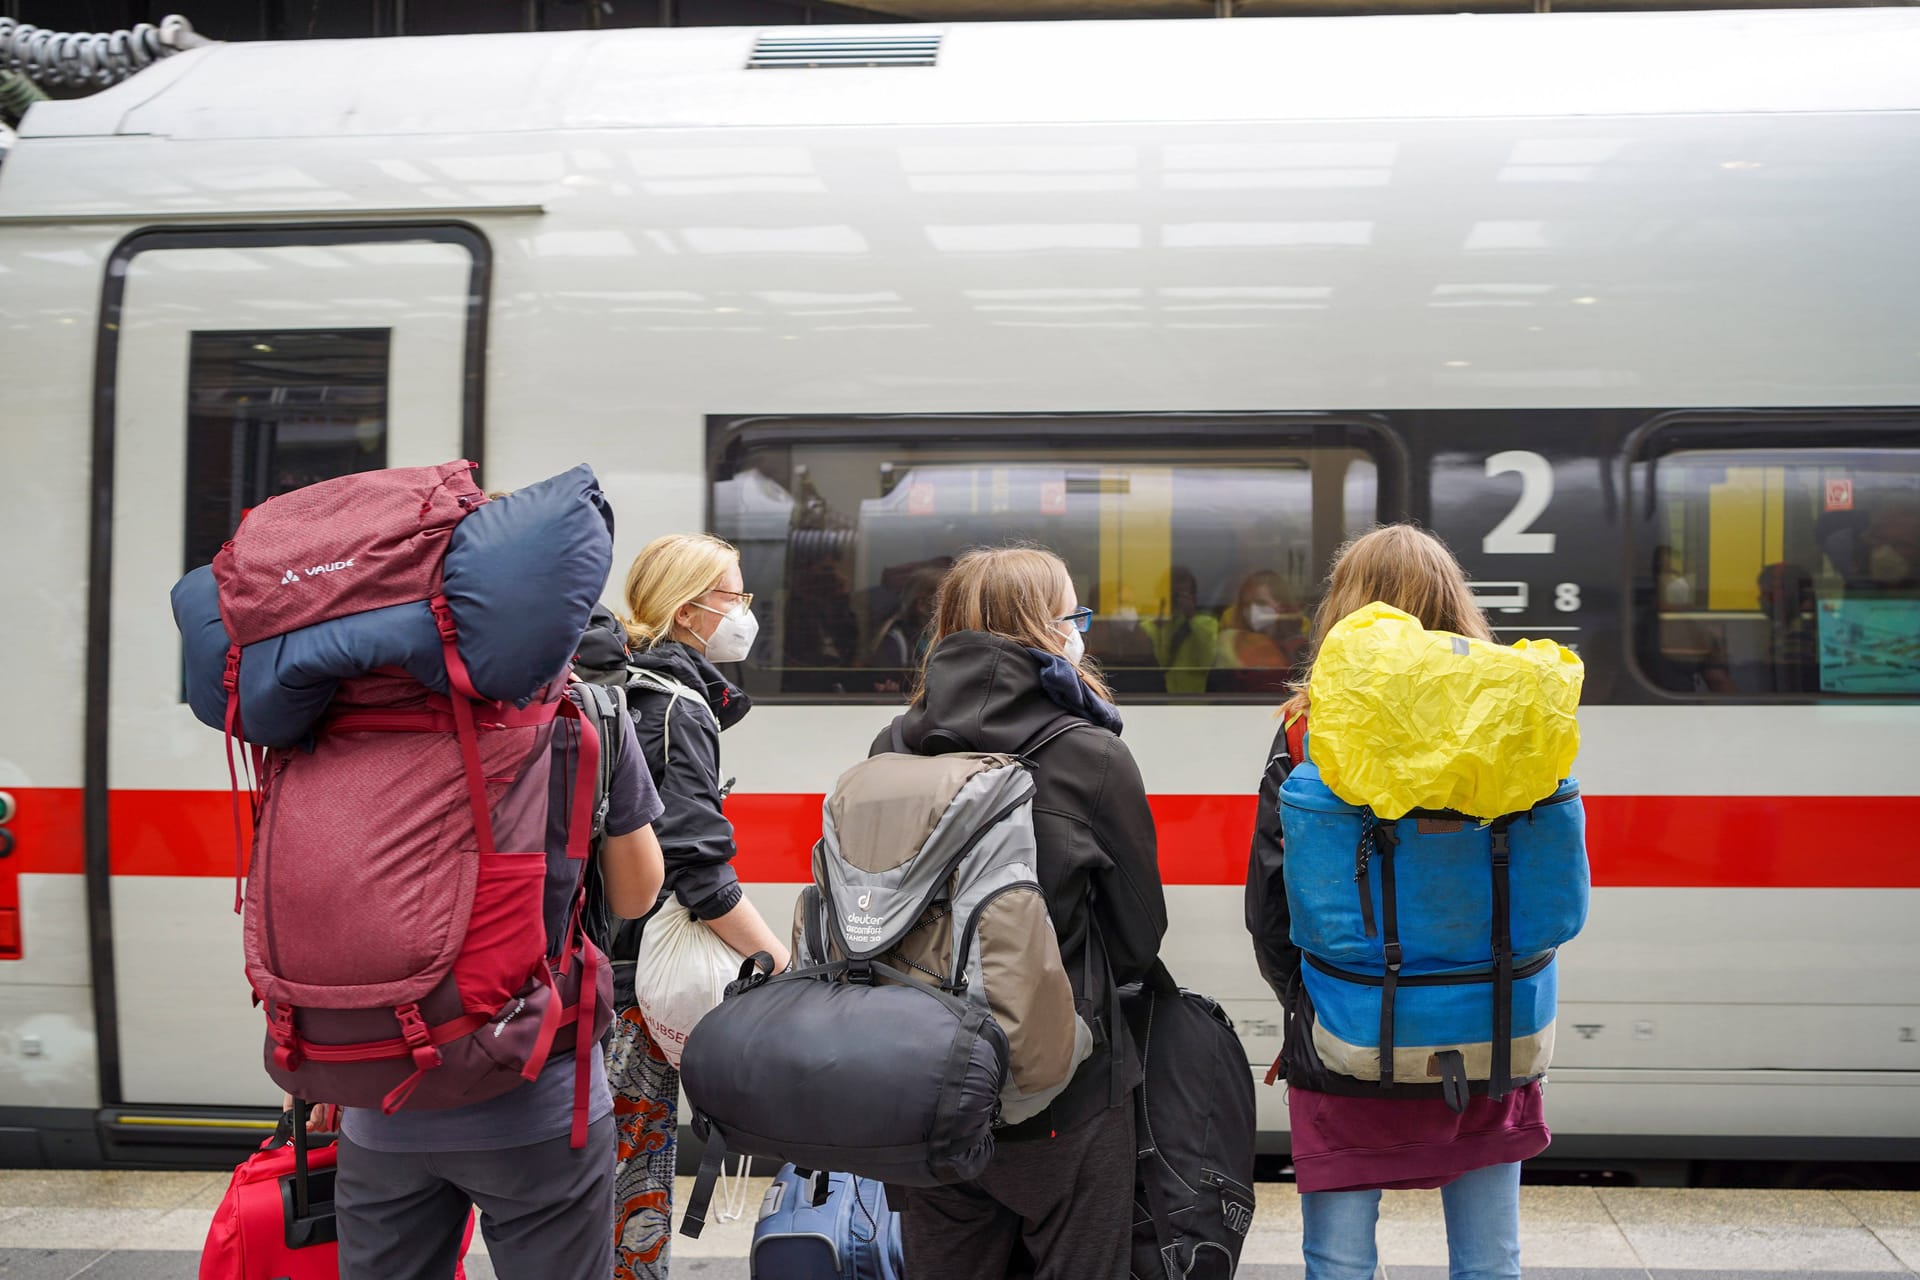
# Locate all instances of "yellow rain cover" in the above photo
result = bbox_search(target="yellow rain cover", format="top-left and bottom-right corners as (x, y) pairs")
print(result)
(1307, 602), (1583, 820)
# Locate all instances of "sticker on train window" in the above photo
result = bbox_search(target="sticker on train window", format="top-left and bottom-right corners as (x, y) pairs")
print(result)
(1817, 598), (1920, 694)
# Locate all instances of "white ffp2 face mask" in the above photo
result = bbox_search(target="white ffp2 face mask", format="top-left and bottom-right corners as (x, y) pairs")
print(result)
(694, 601), (759, 664)
(1244, 603), (1281, 632)
(1062, 627), (1086, 667)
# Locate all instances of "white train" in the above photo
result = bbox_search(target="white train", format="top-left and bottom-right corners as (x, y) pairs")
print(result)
(1, 10), (1916, 1173)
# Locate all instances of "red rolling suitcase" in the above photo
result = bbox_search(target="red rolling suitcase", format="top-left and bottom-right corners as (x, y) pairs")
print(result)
(200, 1102), (476, 1280)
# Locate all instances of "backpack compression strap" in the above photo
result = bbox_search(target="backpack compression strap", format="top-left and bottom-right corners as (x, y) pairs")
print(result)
(1487, 816), (1517, 1103)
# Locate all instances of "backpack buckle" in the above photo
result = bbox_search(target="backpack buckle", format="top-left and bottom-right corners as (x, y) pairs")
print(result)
(267, 1004), (305, 1072)
(428, 598), (459, 643)
(847, 959), (874, 985)
(394, 1002), (441, 1072)
(221, 645), (241, 694)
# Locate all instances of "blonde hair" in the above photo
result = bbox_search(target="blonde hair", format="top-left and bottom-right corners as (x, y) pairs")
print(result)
(914, 546), (1113, 704)
(1281, 525), (1491, 721)
(621, 533), (741, 649)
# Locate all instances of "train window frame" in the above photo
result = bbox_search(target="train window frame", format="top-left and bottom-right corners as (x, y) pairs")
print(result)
(704, 411), (1410, 706)
(1622, 408), (1920, 704)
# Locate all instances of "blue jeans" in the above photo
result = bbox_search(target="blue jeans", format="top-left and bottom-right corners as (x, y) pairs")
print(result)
(1300, 1160), (1522, 1280)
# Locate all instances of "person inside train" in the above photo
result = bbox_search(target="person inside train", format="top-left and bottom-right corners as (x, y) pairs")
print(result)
(1245, 525), (1547, 1280)
(1212, 568), (1309, 694)
(1756, 561), (1819, 693)
(879, 546), (1167, 1280)
(867, 560), (948, 678)
(1644, 544), (1733, 694)
(1862, 501), (1920, 592)
(330, 686), (667, 1280)
(1142, 564), (1220, 694)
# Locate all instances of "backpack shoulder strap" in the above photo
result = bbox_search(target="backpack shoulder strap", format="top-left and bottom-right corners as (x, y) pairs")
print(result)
(800, 884), (828, 966)
(1020, 713), (1088, 760)
(626, 666), (718, 764)
(1283, 712), (1308, 772)
(573, 682), (624, 837)
(888, 715), (908, 756)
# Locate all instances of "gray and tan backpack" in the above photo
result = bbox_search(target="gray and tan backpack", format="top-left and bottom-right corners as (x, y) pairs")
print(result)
(676, 719), (1091, 1237)
(795, 720), (1093, 1123)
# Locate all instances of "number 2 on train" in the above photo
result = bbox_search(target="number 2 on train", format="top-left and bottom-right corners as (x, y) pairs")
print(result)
(1483, 450), (1556, 555)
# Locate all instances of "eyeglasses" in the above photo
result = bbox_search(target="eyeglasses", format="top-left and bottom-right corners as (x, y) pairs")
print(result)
(707, 587), (754, 611)
(1058, 606), (1093, 633)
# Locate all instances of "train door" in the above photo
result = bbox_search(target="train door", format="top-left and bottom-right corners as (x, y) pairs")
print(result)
(92, 225), (489, 1135)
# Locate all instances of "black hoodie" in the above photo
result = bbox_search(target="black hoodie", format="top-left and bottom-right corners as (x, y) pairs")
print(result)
(876, 631), (1168, 1137)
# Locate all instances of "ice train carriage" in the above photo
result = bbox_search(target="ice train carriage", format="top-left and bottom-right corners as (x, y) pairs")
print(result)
(0, 11), (1916, 1170)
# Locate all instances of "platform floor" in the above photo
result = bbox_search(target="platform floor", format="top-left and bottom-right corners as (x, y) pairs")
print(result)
(0, 1171), (1915, 1278)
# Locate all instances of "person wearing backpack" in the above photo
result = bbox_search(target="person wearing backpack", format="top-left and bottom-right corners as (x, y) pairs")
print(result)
(1245, 525), (1552, 1280)
(331, 675), (668, 1280)
(879, 546), (1167, 1280)
(606, 532), (792, 1277)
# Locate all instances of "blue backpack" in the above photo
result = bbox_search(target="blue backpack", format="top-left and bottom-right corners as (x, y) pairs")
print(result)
(1280, 720), (1589, 1109)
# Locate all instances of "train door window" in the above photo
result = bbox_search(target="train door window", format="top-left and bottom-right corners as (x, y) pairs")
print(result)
(182, 329), (391, 573)
(1631, 426), (1920, 698)
(710, 415), (1394, 700)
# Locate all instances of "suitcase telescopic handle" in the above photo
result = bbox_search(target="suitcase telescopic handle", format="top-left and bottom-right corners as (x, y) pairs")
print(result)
(290, 1096), (312, 1219)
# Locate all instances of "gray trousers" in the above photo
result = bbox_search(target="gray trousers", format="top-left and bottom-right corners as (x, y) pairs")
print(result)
(899, 1101), (1136, 1280)
(335, 1116), (615, 1280)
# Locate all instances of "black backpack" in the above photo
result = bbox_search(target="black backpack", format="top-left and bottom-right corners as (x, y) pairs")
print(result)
(1122, 961), (1258, 1280)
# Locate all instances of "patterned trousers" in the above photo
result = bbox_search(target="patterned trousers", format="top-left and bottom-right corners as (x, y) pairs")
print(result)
(608, 1005), (679, 1280)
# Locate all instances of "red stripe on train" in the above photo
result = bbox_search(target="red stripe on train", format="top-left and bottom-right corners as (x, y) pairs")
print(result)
(723, 793), (1920, 889)
(2, 788), (1917, 888)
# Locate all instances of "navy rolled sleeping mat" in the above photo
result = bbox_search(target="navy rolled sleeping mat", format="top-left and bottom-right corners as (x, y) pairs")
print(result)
(173, 463), (614, 747)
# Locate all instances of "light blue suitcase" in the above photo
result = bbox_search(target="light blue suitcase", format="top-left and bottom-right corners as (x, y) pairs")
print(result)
(751, 1163), (905, 1280)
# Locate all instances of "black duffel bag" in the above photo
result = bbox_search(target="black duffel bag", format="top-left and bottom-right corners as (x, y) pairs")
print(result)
(678, 953), (1008, 1238)
(1123, 960), (1258, 1280)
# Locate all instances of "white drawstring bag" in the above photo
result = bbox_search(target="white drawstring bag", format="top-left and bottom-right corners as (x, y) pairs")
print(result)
(631, 896), (746, 1068)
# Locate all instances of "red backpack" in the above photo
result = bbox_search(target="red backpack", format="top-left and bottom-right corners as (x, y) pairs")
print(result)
(217, 462), (610, 1146)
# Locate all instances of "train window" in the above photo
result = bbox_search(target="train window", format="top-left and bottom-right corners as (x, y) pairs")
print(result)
(1634, 441), (1920, 698)
(181, 329), (391, 573)
(710, 416), (1390, 700)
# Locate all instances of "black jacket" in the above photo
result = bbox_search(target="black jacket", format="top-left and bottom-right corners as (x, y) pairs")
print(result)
(876, 631), (1168, 1137)
(1245, 717), (1300, 1004)
(625, 639), (751, 928)
(576, 607), (750, 940)
(1247, 714), (1424, 1099)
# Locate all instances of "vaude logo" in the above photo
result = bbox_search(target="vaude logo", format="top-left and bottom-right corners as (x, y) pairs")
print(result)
(492, 997), (527, 1038)
(277, 558), (357, 586)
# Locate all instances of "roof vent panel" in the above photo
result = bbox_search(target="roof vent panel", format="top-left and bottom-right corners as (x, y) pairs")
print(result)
(747, 32), (942, 70)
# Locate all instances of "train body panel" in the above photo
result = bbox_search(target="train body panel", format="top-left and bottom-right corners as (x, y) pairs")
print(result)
(0, 10), (1916, 1164)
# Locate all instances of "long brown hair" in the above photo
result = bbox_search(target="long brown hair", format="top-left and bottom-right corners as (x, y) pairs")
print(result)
(912, 546), (1113, 704)
(1281, 524), (1492, 721)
